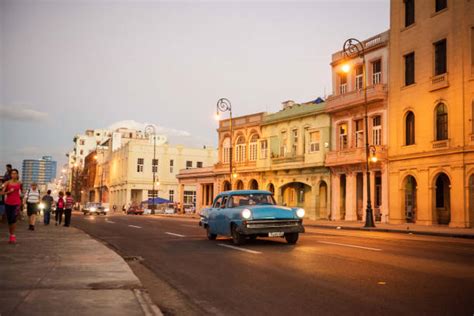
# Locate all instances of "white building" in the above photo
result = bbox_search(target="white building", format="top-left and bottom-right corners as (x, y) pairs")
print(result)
(104, 133), (217, 209)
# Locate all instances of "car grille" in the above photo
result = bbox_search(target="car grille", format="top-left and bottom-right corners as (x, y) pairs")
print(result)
(246, 220), (301, 229)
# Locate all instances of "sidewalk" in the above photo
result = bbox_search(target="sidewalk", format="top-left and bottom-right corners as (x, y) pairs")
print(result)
(0, 220), (162, 316)
(303, 219), (474, 239)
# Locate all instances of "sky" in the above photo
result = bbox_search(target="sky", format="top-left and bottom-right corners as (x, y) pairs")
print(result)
(0, 0), (389, 173)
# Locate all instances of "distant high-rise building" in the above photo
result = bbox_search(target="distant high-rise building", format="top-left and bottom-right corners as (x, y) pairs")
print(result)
(22, 156), (57, 190)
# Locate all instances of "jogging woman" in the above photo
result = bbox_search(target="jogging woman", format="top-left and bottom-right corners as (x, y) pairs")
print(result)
(1, 169), (22, 244)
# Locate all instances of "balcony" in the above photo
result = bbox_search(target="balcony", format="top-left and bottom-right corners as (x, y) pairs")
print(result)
(432, 139), (449, 149)
(325, 145), (387, 167)
(331, 31), (389, 63)
(271, 153), (305, 165)
(326, 84), (387, 113)
(429, 73), (449, 91)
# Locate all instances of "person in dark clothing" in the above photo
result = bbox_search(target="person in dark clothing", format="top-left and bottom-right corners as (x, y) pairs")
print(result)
(64, 191), (74, 227)
(56, 191), (65, 226)
(0, 179), (5, 223)
(3, 164), (12, 182)
(42, 190), (54, 225)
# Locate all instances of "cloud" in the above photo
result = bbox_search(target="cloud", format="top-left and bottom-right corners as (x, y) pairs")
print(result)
(107, 120), (212, 148)
(107, 120), (191, 137)
(0, 105), (48, 122)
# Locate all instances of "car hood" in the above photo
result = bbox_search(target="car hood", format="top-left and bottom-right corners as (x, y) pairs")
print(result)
(245, 205), (297, 220)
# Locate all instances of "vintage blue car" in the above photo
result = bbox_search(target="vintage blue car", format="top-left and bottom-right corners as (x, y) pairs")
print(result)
(199, 190), (305, 245)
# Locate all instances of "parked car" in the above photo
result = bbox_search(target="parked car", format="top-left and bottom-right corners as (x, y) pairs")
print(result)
(199, 190), (305, 245)
(83, 202), (103, 215)
(127, 205), (144, 215)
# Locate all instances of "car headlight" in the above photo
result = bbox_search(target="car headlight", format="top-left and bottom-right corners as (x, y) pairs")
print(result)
(104, 208), (109, 212)
(296, 208), (305, 218)
(90, 207), (96, 212)
(242, 209), (252, 219)
(38, 203), (45, 210)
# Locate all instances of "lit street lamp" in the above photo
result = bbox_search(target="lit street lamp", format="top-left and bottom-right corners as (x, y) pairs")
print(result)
(342, 37), (376, 228)
(145, 124), (157, 214)
(216, 98), (234, 188)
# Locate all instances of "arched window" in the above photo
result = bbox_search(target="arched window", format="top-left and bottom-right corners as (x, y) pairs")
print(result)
(249, 134), (259, 161)
(405, 111), (415, 145)
(222, 137), (231, 164)
(235, 136), (246, 162)
(435, 103), (448, 141)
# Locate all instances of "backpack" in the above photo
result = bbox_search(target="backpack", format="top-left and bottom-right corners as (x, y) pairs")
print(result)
(57, 197), (64, 209)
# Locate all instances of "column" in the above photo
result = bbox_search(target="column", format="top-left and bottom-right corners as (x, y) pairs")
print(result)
(179, 184), (185, 213)
(450, 167), (467, 227)
(331, 173), (340, 220)
(345, 173), (357, 221)
(416, 169), (432, 226)
(381, 168), (389, 223)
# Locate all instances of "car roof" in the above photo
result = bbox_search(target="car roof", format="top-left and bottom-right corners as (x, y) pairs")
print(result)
(219, 190), (272, 196)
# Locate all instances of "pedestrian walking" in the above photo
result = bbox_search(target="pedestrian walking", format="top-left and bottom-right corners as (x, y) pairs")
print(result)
(0, 179), (5, 223)
(3, 164), (12, 181)
(56, 191), (65, 226)
(1, 169), (22, 244)
(41, 190), (54, 225)
(25, 183), (41, 231)
(64, 191), (74, 227)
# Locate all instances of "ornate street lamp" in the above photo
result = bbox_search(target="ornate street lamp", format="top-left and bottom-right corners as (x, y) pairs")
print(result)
(145, 124), (157, 214)
(216, 98), (234, 188)
(342, 38), (376, 228)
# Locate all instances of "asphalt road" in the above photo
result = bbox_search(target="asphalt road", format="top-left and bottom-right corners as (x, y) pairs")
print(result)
(72, 213), (474, 316)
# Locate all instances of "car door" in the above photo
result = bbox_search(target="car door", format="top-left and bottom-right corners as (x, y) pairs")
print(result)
(208, 196), (223, 233)
(217, 195), (230, 235)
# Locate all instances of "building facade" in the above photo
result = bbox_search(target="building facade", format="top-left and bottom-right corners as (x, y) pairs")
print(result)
(258, 99), (331, 220)
(22, 156), (57, 191)
(388, 0), (474, 227)
(325, 31), (390, 223)
(107, 135), (217, 209)
(178, 99), (331, 220)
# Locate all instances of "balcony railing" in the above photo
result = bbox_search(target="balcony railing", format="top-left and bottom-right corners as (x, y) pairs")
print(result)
(272, 153), (305, 164)
(430, 73), (449, 91)
(432, 139), (449, 149)
(331, 31), (389, 63)
(326, 84), (387, 113)
(325, 145), (387, 167)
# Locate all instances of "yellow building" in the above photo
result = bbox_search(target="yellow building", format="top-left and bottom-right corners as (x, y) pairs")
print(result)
(325, 31), (389, 223)
(257, 100), (331, 219)
(177, 99), (331, 219)
(388, 0), (474, 227)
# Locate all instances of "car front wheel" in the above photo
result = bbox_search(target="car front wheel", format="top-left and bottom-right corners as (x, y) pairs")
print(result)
(231, 224), (246, 245)
(206, 226), (217, 240)
(285, 232), (299, 244)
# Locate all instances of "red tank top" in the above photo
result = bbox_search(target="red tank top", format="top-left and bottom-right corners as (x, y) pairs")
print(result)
(5, 182), (22, 206)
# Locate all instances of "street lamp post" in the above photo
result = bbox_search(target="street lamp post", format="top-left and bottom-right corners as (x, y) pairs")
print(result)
(216, 98), (233, 189)
(342, 38), (376, 228)
(145, 124), (157, 214)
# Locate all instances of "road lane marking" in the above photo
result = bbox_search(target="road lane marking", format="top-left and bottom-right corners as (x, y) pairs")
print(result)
(128, 225), (142, 229)
(318, 241), (382, 251)
(181, 224), (198, 228)
(218, 244), (262, 254)
(165, 232), (186, 237)
(105, 220), (116, 224)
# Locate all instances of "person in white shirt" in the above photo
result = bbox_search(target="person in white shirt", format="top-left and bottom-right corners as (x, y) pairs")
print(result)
(25, 183), (40, 231)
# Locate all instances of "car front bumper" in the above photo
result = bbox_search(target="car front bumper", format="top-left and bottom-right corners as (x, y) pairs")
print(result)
(236, 219), (305, 235)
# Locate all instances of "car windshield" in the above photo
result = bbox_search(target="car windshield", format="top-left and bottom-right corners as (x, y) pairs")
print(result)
(229, 194), (276, 207)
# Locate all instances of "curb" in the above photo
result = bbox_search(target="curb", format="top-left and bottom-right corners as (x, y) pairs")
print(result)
(134, 289), (163, 316)
(305, 224), (474, 239)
